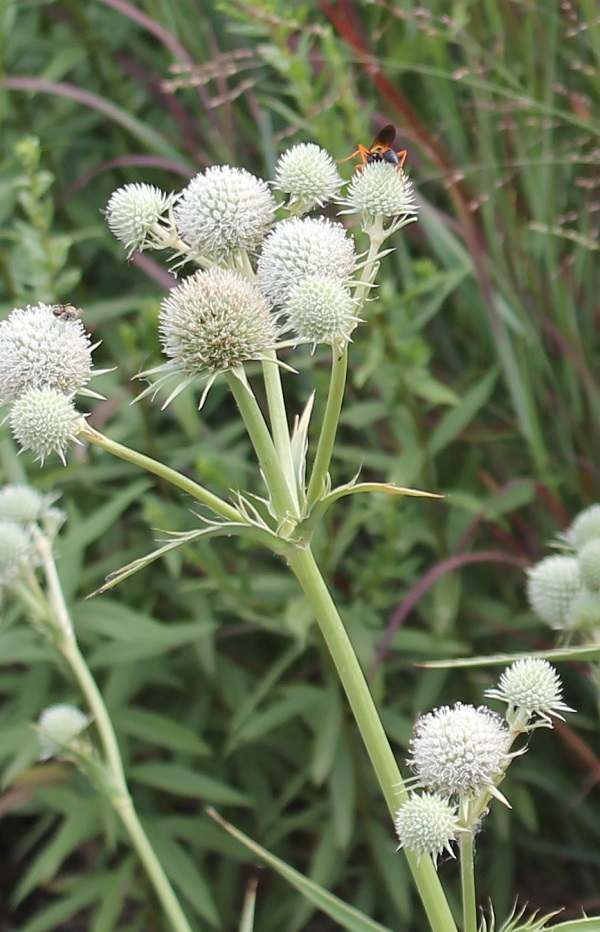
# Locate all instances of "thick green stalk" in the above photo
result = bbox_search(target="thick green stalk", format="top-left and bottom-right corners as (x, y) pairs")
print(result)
(79, 422), (242, 524)
(225, 370), (298, 524)
(460, 831), (477, 932)
(262, 350), (300, 513)
(287, 545), (459, 932)
(306, 346), (348, 509)
(306, 219), (389, 512)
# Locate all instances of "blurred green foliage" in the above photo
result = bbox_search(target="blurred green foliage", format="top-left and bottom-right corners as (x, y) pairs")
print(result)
(1, 0), (599, 929)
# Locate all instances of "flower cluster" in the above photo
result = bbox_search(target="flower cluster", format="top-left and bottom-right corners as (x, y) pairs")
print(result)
(104, 138), (418, 407)
(0, 304), (103, 463)
(0, 483), (64, 589)
(527, 503), (600, 634)
(394, 659), (571, 865)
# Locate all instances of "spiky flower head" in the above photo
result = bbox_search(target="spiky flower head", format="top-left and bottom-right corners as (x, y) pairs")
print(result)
(284, 276), (359, 350)
(174, 166), (275, 261)
(568, 504), (600, 551)
(257, 217), (356, 307)
(343, 162), (418, 219)
(408, 702), (511, 799)
(105, 183), (175, 257)
(0, 304), (94, 402)
(9, 389), (84, 465)
(395, 792), (461, 866)
(154, 268), (277, 406)
(0, 519), (33, 583)
(37, 704), (91, 760)
(486, 659), (574, 730)
(274, 143), (343, 213)
(577, 539), (600, 591)
(526, 554), (580, 629)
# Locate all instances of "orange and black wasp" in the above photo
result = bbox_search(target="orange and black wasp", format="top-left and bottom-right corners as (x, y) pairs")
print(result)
(340, 124), (407, 171)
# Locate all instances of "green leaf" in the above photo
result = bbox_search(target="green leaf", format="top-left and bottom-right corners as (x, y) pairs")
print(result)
(207, 809), (394, 932)
(427, 367), (499, 455)
(129, 763), (252, 806)
(117, 708), (211, 756)
(14, 796), (101, 904)
(145, 825), (220, 926)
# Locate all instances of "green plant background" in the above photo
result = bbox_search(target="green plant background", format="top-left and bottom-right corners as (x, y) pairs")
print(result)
(1, 1), (599, 929)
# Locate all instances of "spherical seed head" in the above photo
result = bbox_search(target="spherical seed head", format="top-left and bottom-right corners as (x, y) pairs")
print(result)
(257, 217), (356, 307)
(284, 276), (359, 349)
(486, 659), (572, 724)
(0, 519), (32, 581)
(344, 162), (418, 218)
(395, 792), (460, 865)
(274, 143), (343, 213)
(9, 389), (82, 465)
(569, 504), (600, 550)
(105, 183), (174, 257)
(577, 539), (600, 591)
(174, 166), (276, 261)
(159, 268), (277, 375)
(38, 704), (90, 760)
(0, 304), (93, 401)
(526, 554), (580, 629)
(568, 589), (600, 630)
(0, 484), (52, 523)
(409, 702), (511, 798)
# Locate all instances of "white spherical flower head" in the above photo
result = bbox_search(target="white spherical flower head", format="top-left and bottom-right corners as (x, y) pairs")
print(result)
(274, 143), (342, 213)
(577, 539), (600, 591)
(159, 268), (277, 378)
(569, 504), (600, 551)
(0, 519), (33, 582)
(486, 659), (573, 728)
(395, 793), (461, 865)
(257, 217), (356, 307)
(526, 554), (580, 629)
(568, 590), (600, 630)
(409, 702), (511, 798)
(105, 183), (174, 257)
(0, 484), (53, 523)
(9, 388), (83, 465)
(174, 166), (276, 260)
(344, 161), (418, 218)
(0, 304), (93, 401)
(38, 704), (91, 760)
(284, 276), (359, 349)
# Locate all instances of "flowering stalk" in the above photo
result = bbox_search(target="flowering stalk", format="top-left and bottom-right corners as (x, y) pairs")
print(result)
(224, 370), (299, 524)
(286, 545), (458, 932)
(459, 831), (477, 932)
(24, 523), (193, 932)
(79, 422), (243, 524)
(261, 350), (300, 514)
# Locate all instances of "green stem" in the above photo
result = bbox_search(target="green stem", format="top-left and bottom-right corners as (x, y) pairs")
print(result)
(262, 351), (299, 512)
(460, 831), (477, 932)
(225, 370), (298, 524)
(35, 530), (192, 932)
(114, 795), (194, 932)
(306, 219), (390, 512)
(79, 422), (242, 524)
(287, 545), (458, 932)
(306, 346), (348, 509)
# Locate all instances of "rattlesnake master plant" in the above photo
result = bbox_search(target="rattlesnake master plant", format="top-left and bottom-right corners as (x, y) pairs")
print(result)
(395, 660), (572, 865)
